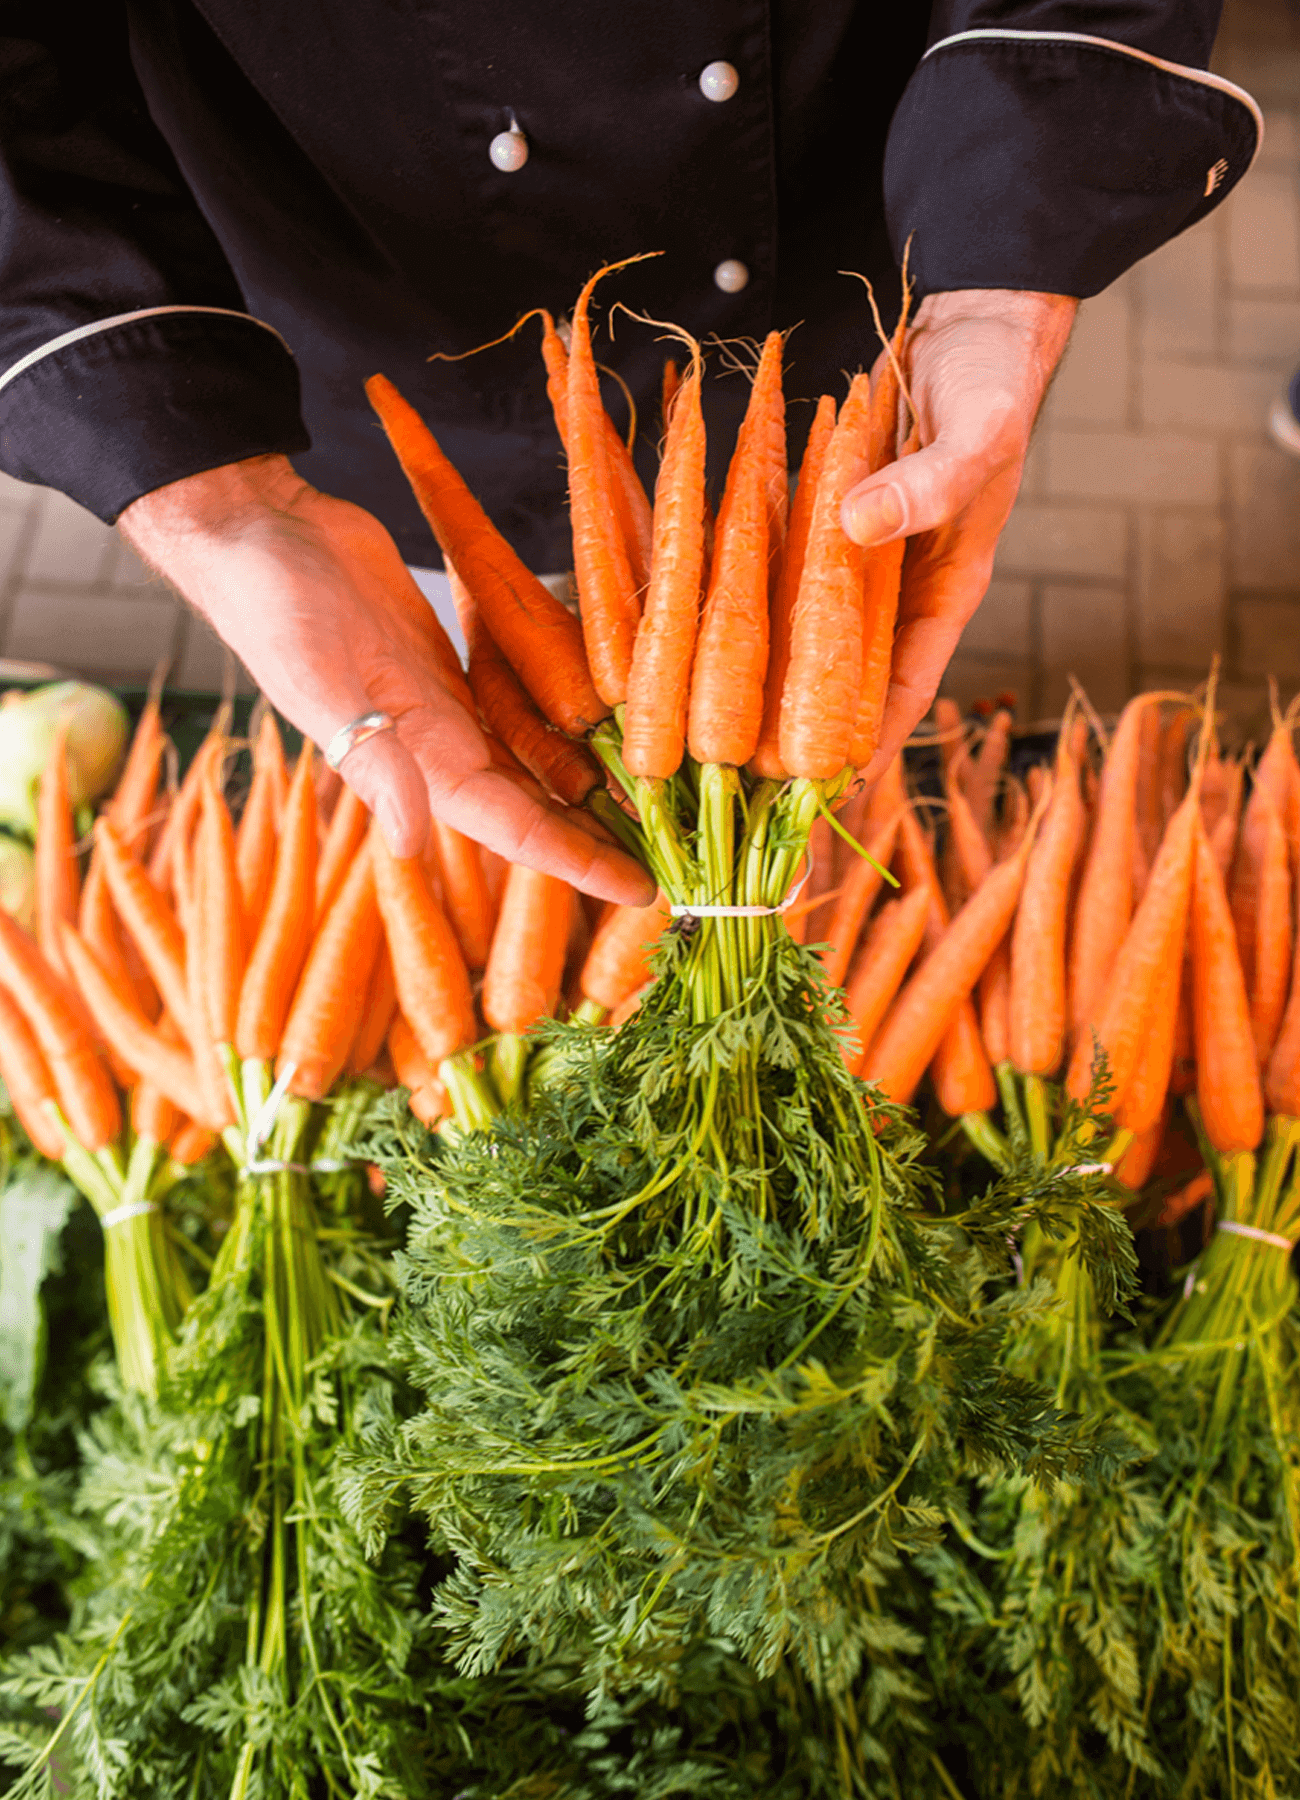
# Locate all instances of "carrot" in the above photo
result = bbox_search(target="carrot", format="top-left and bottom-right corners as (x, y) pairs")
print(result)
(610, 981), (651, 1029)
(131, 1079), (178, 1147)
(236, 745), (319, 1062)
(1158, 708), (1191, 827)
(197, 765), (246, 1048)
(170, 1121), (217, 1166)
(661, 357), (680, 428)
(820, 812), (902, 989)
(370, 828), (477, 1066)
(622, 358), (708, 779)
(482, 863), (574, 1035)
(1066, 782), (1201, 1116)
(1067, 695), (1151, 1042)
(842, 886), (930, 1069)
(1008, 727), (1087, 1076)
(1156, 1167), (1215, 1228)
(429, 817), (494, 970)
(686, 435), (769, 766)
(173, 827), (236, 1131)
(34, 722), (82, 983)
(995, 778), (1031, 863)
(278, 834), (384, 1100)
(894, 803), (989, 1100)
(965, 708), (1012, 837)
(850, 417), (918, 770)
(0, 984), (65, 1160)
(1133, 702), (1163, 896)
(539, 308), (654, 599)
(147, 722), (226, 890)
(451, 564), (600, 804)
(930, 1001), (999, 1117)
(1113, 1105), (1169, 1192)
(366, 372), (605, 735)
(59, 925), (208, 1126)
(933, 698), (967, 789)
(236, 710), (286, 934)
(978, 938), (1012, 1067)
(348, 941), (398, 1076)
(564, 267), (645, 705)
(1204, 756), (1244, 878)
(94, 819), (192, 1035)
(750, 393), (837, 779)
(1170, 964), (1196, 1097)
(108, 691), (167, 853)
(1265, 899), (1300, 1117)
(0, 909), (121, 1150)
(580, 889), (670, 1010)
(387, 1012), (449, 1127)
(778, 373), (874, 779)
(864, 797), (1047, 1105)
(1249, 787), (1292, 1067)
(314, 784), (370, 932)
(1189, 816), (1264, 1154)
(942, 754), (993, 913)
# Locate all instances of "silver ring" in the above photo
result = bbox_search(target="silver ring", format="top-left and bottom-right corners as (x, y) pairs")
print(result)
(323, 710), (397, 772)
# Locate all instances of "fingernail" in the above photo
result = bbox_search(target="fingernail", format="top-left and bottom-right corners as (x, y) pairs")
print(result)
(844, 485), (904, 546)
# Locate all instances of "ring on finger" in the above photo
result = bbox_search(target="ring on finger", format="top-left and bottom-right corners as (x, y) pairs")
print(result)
(324, 710), (397, 772)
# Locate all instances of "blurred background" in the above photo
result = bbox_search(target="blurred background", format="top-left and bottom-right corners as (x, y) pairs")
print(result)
(0, 0), (1296, 735)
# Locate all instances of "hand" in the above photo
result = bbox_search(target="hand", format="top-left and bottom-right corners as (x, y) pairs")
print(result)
(841, 289), (1078, 784)
(119, 455), (654, 905)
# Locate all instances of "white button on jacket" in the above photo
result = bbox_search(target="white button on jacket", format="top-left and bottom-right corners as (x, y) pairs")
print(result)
(713, 258), (749, 293)
(698, 60), (739, 102)
(489, 117), (529, 171)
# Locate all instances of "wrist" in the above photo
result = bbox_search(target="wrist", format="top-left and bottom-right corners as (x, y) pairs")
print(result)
(912, 288), (1078, 380)
(118, 453), (307, 558)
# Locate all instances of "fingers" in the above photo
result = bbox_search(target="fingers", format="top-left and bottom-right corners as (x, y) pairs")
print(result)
(842, 426), (1011, 549)
(333, 729), (431, 859)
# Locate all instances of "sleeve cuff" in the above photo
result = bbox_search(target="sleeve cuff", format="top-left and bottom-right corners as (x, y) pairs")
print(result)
(883, 33), (1263, 298)
(0, 307), (311, 522)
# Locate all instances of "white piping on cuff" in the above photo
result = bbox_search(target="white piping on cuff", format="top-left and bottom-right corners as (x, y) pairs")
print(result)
(923, 29), (1264, 179)
(0, 304), (293, 400)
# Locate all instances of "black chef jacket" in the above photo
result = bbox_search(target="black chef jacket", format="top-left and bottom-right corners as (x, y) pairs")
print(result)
(0, 2), (1260, 572)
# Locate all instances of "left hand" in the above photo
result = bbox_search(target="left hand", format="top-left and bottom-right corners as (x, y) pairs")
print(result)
(842, 288), (1078, 784)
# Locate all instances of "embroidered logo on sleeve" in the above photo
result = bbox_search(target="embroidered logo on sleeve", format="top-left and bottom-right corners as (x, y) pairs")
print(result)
(1205, 158), (1229, 196)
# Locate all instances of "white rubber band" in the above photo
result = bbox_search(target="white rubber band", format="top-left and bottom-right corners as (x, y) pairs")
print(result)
(1063, 1162), (1113, 1177)
(100, 1199), (158, 1231)
(669, 863), (812, 921)
(310, 1157), (355, 1173)
(241, 1062), (298, 1178)
(242, 1159), (311, 1176)
(1216, 1219), (1295, 1252)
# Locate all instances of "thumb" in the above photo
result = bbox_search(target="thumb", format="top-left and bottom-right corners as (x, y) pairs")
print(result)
(330, 727), (431, 859)
(840, 432), (999, 549)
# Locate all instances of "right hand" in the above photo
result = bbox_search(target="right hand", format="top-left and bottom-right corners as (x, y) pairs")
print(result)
(119, 453), (654, 906)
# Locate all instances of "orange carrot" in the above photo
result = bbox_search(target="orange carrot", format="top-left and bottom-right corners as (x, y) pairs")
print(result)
(387, 1012), (449, 1127)
(131, 1079), (178, 1147)
(1265, 901), (1300, 1117)
(609, 981), (650, 1029)
(1158, 708), (1191, 827)
(1156, 1167), (1215, 1228)
(564, 268), (645, 705)
(1249, 787), (1292, 1067)
(59, 925), (208, 1126)
(965, 708), (1012, 837)
(348, 941), (398, 1075)
(147, 725), (225, 891)
(850, 411), (918, 771)
(428, 817), (494, 970)
(236, 710), (286, 934)
(539, 309), (653, 598)
(94, 819), (191, 1035)
(930, 1002), (999, 1117)
(1008, 728), (1087, 1076)
(864, 801), (1046, 1105)
(894, 804), (988, 1097)
(750, 393), (837, 779)
(278, 834), (384, 1100)
(942, 754), (993, 913)
(778, 373), (874, 779)
(197, 766), (245, 1048)
(482, 863), (574, 1035)
(173, 828), (236, 1131)
(933, 698), (967, 789)
(1205, 757), (1244, 878)
(661, 358), (680, 428)
(1113, 1106), (1169, 1192)
(170, 1120), (217, 1166)
(0, 984), (65, 1160)
(842, 886), (930, 1069)
(820, 812), (902, 989)
(622, 358), (708, 778)
(1170, 964), (1196, 1097)
(370, 829), (477, 1066)
(1067, 695), (1151, 1041)
(1133, 702), (1163, 896)
(108, 692), (167, 853)
(451, 568), (600, 804)
(0, 909), (121, 1151)
(978, 938), (1012, 1067)
(314, 784), (370, 932)
(35, 722), (81, 982)
(580, 889), (670, 1010)
(1066, 783), (1200, 1115)
(686, 431), (770, 766)
(236, 745), (319, 1061)
(1189, 815), (1264, 1154)
(366, 372), (605, 734)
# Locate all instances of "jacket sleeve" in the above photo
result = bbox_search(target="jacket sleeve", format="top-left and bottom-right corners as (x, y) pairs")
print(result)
(0, 3), (308, 522)
(883, 1), (1262, 297)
